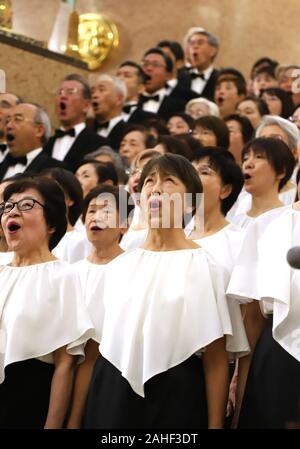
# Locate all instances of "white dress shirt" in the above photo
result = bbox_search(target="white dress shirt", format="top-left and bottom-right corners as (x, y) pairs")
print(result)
(140, 85), (171, 114)
(189, 65), (214, 95)
(96, 115), (126, 138)
(52, 122), (85, 161)
(4, 147), (43, 179)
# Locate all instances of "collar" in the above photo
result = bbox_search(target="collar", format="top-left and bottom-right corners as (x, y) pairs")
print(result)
(26, 147), (43, 165)
(60, 122), (85, 137)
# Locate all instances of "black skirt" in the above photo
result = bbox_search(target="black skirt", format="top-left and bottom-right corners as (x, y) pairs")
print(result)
(0, 358), (55, 429)
(84, 354), (208, 429)
(239, 315), (300, 429)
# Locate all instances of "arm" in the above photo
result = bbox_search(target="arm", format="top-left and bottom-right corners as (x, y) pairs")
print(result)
(202, 336), (229, 429)
(44, 346), (77, 429)
(231, 301), (266, 427)
(67, 339), (100, 429)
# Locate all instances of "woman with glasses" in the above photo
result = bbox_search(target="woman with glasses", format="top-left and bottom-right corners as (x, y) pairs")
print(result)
(0, 176), (93, 428)
(84, 154), (249, 429)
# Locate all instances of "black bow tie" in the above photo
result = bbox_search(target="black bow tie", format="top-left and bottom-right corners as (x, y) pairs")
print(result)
(0, 144), (6, 153)
(139, 94), (160, 104)
(123, 104), (137, 114)
(96, 121), (110, 130)
(189, 70), (206, 80)
(54, 128), (75, 139)
(5, 153), (27, 167)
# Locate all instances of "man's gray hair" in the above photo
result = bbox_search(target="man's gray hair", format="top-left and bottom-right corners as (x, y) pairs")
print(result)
(256, 115), (300, 151)
(183, 27), (219, 49)
(90, 74), (127, 103)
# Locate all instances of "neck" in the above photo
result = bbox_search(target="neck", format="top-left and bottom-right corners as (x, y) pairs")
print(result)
(67, 222), (73, 232)
(96, 110), (121, 122)
(87, 241), (123, 264)
(10, 245), (55, 267)
(201, 208), (228, 237)
(195, 62), (211, 72)
(293, 200), (300, 211)
(143, 228), (198, 251)
(248, 190), (283, 217)
(61, 119), (83, 130)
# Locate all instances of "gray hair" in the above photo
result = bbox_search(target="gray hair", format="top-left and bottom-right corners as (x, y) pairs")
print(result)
(256, 115), (300, 151)
(90, 74), (127, 103)
(185, 98), (220, 117)
(85, 145), (127, 183)
(33, 105), (52, 145)
(183, 27), (219, 50)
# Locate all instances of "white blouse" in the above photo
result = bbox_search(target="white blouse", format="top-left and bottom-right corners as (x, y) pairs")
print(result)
(52, 229), (91, 263)
(92, 247), (250, 397)
(0, 259), (94, 384)
(230, 206), (289, 229)
(72, 258), (106, 343)
(0, 252), (13, 265)
(227, 205), (300, 362)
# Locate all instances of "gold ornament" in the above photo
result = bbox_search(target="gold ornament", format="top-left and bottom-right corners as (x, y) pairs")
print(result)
(77, 13), (119, 70)
(0, 0), (12, 29)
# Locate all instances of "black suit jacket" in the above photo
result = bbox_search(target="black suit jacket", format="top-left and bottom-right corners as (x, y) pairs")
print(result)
(127, 108), (158, 125)
(43, 127), (107, 172)
(90, 118), (129, 151)
(177, 68), (219, 102)
(0, 152), (63, 181)
(136, 84), (198, 122)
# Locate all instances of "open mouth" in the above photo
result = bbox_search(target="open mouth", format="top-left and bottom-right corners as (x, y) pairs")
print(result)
(6, 133), (15, 142)
(149, 197), (161, 212)
(7, 221), (21, 233)
(90, 224), (103, 231)
(244, 173), (251, 180)
(92, 101), (99, 110)
(217, 96), (224, 105)
(59, 102), (66, 111)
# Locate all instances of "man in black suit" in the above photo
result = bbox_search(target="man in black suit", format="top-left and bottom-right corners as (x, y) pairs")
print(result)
(178, 27), (219, 102)
(0, 103), (62, 181)
(90, 74), (129, 150)
(137, 47), (196, 121)
(43, 74), (107, 172)
(116, 60), (158, 125)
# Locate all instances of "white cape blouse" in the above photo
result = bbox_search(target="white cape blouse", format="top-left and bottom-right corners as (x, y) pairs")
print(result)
(92, 247), (250, 397)
(72, 258), (106, 343)
(227, 206), (300, 362)
(0, 259), (95, 384)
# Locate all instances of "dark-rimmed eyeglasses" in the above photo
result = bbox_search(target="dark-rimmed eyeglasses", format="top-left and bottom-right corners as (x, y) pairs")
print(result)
(0, 198), (45, 214)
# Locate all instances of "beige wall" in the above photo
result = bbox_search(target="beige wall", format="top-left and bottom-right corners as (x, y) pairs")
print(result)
(12, 0), (300, 78)
(2, 0), (299, 125)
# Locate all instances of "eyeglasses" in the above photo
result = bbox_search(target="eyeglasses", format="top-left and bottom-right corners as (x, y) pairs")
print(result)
(6, 114), (35, 125)
(55, 87), (80, 96)
(0, 198), (45, 214)
(125, 167), (143, 177)
(289, 116), (300, 124)
(141, 60), (166, 69)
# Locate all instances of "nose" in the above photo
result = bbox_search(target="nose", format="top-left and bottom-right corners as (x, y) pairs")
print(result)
(151, 178), (163, 194)
(243, 155), (255, 169)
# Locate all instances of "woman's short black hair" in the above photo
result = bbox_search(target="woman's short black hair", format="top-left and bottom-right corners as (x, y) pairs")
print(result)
(194, 116), (230, 149)
(137, 153), (203, 218)
(224, 113), (254, 144)
(156, 134), (193, 160)
(261, 87), (295, 119)
(82, 185), (135, 224)
(168, 112), (195, 130)
(241, 137), (296, 191)
(2, 176), (67, 250)
(76, 159), (119, 186)
(237, 96), (269, 117)
(191, 147), (244, 215)
(41, 167), (83, 226)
